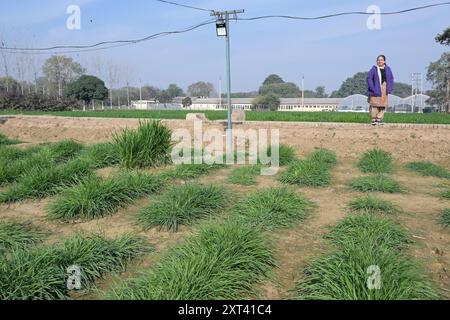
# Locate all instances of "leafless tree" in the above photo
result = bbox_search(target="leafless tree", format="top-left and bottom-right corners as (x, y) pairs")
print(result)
(106, 60), (120, 108)
(0, 33), (12, 93)
(123, 64), (134, 106)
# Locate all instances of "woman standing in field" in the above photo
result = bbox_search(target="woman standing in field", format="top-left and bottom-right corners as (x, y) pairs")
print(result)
(367, 55), (394, 126)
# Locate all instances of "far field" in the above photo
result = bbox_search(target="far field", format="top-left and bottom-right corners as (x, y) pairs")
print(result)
(1, 109), (450, 124)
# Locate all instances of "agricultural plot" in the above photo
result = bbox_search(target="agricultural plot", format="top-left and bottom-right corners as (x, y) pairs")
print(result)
(0, 120), (450, 301)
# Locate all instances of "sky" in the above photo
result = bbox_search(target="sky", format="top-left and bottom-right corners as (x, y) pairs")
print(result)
(0, 0), (449, 94)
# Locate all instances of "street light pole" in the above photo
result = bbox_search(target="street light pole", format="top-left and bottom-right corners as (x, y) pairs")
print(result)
(212, 9), (244, 157)
(225, 12), (232, 153)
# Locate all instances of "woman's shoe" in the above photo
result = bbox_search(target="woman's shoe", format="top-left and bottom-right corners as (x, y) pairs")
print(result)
(371, 119), (377, 126)
(377, 119), (385, 126)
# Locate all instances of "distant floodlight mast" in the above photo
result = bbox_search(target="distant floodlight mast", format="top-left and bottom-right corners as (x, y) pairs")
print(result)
(211, 9), (244, 157)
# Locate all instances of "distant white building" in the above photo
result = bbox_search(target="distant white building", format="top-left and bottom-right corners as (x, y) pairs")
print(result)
(132, 100), (183, 110)
(188, 98), (343, 112)
(132, 100), (158, 110)
(131, 94), (435, 113)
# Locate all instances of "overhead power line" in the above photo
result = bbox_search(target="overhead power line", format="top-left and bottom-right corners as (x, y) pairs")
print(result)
(237, 2), (450, 21)
(1, 18), (216, 54)
(1, 2), (449, 54)
(154, 0), (213, 13)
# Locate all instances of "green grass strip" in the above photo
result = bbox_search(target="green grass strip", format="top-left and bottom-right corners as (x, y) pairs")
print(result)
(113, 120), (173, 169)
(406, 161), (450, 179)
(280, 160), (331, 187)
(349, 175), (404, 193)
(162, 163), (226, 181)
(0, 140), (84, 186)
(325, 214), (411, 249)
(136, 183), (228, 232)
(295, 214), (438, 300)
(0, 157), (94, 203)
(0, 145), (41, 163)
(228, 165), (260, 186)
(295, 242), (438, 300)
(0, 221), (45, 254)
(280, 149), (337, 187)
(358, 149), (393, 174)
(440, 190), (450, 200)
(48, 171), (166, 221)
(439, 209), (450, 227)
(230, 187), (313, 229)
(2, 110), (449, 124)
(77, 142), (120, 169)
(0, 233), (148, 300)
(348, 195), (399, 214)
(263, 144), (296, 166)
(0, 133), (22, 146)
(109, 219), (275, 300)
(307, 149), (338, 169)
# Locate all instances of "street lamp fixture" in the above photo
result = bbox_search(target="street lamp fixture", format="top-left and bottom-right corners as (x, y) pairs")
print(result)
(216, 19), (227, 37)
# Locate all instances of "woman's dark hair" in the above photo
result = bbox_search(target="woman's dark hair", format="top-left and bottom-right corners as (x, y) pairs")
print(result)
(377, 55), (386, 61)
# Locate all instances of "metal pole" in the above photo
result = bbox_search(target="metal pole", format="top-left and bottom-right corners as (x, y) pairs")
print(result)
(302, 75), (304, 107)
(411, 73), (414, 113)
(420, 73), (423, 111)
(127, 81), (130, 107)
(219, 76), (222, 110)
(225, 13), (232, 153)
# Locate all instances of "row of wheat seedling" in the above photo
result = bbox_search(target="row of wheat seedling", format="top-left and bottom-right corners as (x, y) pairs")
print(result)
(0, 133), (21, 147)
(111, 151), (318, 298)
(288, 149), (440, 299)
(0, 219), (148, 300)
(46, 160), (228, 222)
(405, 159), (450, 227)
(110, 186), (315, 299)
(295, 195), (439, 299)
(41, 125), (300, 223)
(227, 144), (296, 186)
(0, 121), (226, 207)
(349, 149), (404, 193)
(0, 139), (84, 186)
(280, 148), (337, 187)
(0, 140), (120, 202)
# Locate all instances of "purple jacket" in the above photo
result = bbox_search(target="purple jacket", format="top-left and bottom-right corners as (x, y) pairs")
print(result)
(367, 65), (394, 97)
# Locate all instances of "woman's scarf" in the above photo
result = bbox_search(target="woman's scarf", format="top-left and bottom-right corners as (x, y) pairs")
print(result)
(376, 66), (383, 89)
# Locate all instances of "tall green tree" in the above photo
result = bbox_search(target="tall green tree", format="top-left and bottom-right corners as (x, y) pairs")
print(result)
(391, 83), (413, 98)
(182, 97), (192, 108)
(167, 84), (184, 98)
(65, 75), (108, 104)
(314, 86), (328, 98)
(259, 82), (301, 97)
(331, 72), (369, 97)
(262, 74), (284, 86)
(252, 94), (280, 111)
(436, 27), (450, 46)
(332, 71), (411, 98)
(141, 86), (161, 99)
(156, 90), (173, 104)
(187, 81), (215, 97)
(259, 74), (301, 98)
